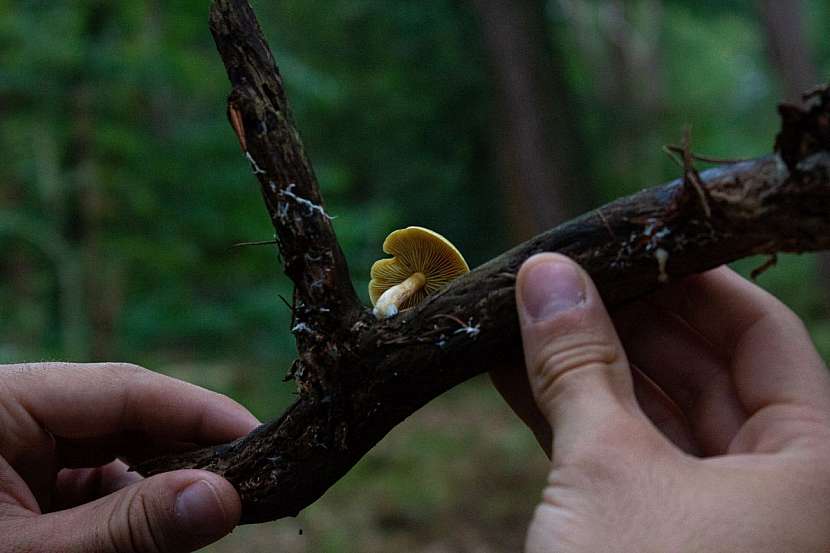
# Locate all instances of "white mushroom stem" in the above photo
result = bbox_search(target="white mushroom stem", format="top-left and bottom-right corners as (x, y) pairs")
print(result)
(373, 272), (426, 319)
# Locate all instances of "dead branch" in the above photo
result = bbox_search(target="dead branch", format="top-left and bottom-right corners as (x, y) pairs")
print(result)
(133, 0), (830, 524)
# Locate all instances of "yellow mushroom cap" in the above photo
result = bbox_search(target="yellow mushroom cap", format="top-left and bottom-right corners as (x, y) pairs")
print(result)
(369, 226), (469, 310)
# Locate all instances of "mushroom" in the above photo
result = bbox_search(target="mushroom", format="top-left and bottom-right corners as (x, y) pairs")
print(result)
(369, 226), (469, 319)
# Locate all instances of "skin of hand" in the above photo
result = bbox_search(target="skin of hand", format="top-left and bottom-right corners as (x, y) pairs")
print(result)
(491, 253), (830, 553)
(0, 362), (260, 552)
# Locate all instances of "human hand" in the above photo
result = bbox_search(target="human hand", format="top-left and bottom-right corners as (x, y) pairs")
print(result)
(493, 253), (830, 552)
(0, 362), (260, 552)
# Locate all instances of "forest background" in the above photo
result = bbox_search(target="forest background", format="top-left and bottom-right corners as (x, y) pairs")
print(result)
(2, 1), (829, 551)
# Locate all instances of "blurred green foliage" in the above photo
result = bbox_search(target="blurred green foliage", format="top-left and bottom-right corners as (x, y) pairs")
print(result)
(2, 1), (830, 550)
(2, 0), (830, 410)
(0, 1), (501, 382)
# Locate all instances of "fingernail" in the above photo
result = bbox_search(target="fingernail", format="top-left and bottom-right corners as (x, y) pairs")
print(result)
(520, 259), (586, 321)
(175, 480), (228, 536)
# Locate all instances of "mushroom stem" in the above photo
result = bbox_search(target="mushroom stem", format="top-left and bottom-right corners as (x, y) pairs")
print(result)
(373, 272), (426, 318)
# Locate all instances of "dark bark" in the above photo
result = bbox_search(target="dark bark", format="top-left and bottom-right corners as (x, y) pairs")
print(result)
(134, 0), (830, 524)
(209, 0), (362, 397)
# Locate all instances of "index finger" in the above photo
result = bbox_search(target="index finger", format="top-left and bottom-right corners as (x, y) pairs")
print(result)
(648, 267), (830, 416)
(4, 362), (260, 446)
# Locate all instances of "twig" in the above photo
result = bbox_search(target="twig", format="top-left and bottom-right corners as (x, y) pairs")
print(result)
(679, 127), (712, 218)
(232, 239), (279, 248)
(751, 254), (778, 280)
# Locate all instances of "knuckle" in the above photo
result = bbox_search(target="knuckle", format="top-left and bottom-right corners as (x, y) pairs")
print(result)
(784, 310), (812, 340)
(749, 297), (806, 341)
(532, 334), (620, 403)
(760, 298), (806, 334)
(105, 363), (148, 379)
(105, 490), (134, 553)
(103, 486), (164, 553)
(130, 491), (165, 553)
(101, 363), (152, 397)
(537, 336), (619, 376)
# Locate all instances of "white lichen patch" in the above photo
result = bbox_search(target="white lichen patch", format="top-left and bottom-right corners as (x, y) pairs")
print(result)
(291, 322), (313, 334)
(275, 202), (290, 223)
(245, 151), (266, 175)
(279, 183), (335, 219)
(655, 248), (670, 283)
(453, 319), (481, 338)
(643, 218), (672, 252)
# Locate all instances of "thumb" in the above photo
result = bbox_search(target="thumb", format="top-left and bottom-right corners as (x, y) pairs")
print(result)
(14, 470), (241, 553)
(516, 253), (648, 458)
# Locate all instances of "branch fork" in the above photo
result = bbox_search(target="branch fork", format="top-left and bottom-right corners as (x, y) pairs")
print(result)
(134, 0), (830, 524)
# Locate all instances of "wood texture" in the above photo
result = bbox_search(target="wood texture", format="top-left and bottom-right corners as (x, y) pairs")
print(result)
(134, 0), (830, 524)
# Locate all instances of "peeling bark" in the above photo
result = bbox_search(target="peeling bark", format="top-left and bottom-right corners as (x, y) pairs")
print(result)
(134, 0), (830, 524)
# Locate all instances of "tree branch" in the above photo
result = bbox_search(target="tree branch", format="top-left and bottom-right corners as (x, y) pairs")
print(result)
(134, 0), (830, 524)
(209, 0), (362, 396)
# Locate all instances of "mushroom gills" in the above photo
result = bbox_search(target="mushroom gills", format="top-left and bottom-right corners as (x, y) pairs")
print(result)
(369, 226), (469, 319)
(372, 272), (426, 318)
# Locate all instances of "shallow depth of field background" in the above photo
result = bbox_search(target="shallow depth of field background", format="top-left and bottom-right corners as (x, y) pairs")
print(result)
(2, 1), (830, 551)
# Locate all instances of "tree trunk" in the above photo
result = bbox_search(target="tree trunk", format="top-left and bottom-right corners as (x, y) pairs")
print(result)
(758, 0), (820, 104)
(470, 0), (589, 241)
(33, 126), (90, 360)
(558, 0), (667, 190)
(69, 4), (126, 361)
